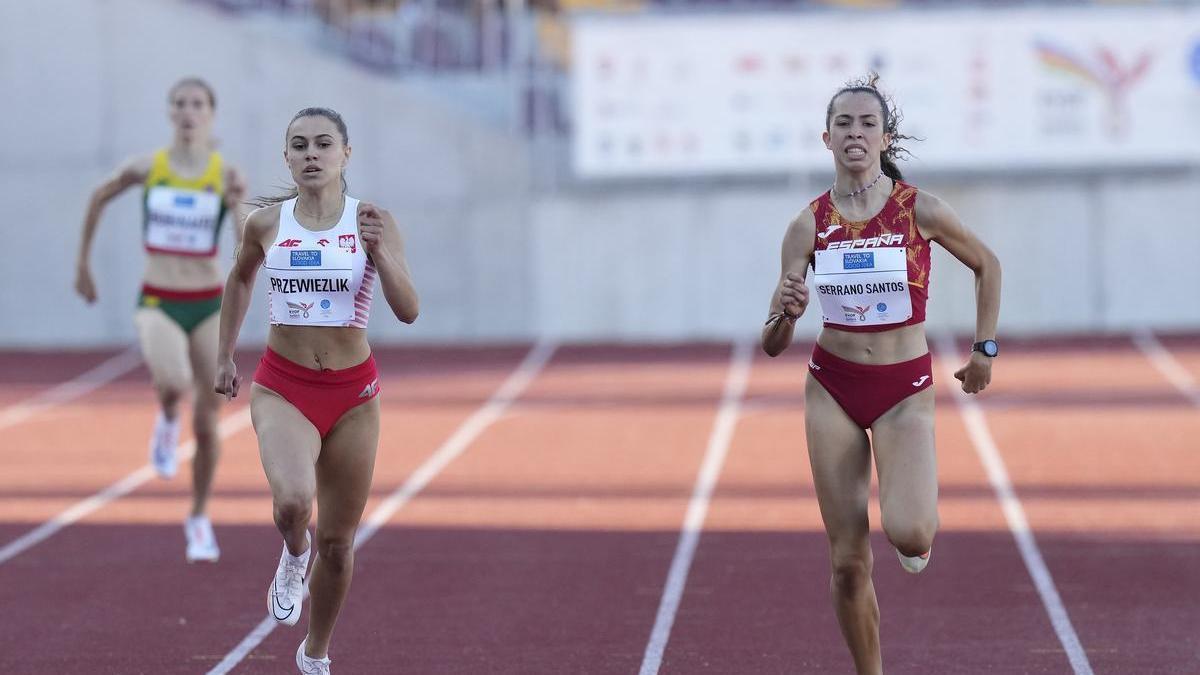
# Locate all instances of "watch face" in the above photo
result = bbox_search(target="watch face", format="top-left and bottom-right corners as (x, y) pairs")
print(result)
(978, 340), (998, 357)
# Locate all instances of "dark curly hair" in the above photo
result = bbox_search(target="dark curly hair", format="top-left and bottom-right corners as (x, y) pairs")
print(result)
(824, 73), (918, 181)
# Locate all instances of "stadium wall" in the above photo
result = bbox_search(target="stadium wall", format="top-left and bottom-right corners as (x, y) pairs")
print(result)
(2, 0), (1197, 348)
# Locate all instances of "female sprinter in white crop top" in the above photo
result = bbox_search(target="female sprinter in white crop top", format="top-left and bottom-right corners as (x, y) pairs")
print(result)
(214, 107), (418, 674)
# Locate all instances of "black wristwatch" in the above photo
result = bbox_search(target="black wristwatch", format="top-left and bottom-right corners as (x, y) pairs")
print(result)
(972, 339), (999, 358)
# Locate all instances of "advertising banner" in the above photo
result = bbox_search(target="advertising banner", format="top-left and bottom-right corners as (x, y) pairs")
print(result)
(572, 9), (1200, 177)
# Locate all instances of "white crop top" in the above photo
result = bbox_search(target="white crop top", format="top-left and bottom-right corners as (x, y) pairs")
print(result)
(264, 196), (375, 328)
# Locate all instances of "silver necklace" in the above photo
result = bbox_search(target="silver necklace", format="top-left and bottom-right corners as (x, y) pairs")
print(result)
(833, 171), (883, 199)
(296, 195), (345, 224)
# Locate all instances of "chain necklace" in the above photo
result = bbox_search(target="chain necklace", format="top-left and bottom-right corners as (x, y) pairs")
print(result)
(833, 171), (884, 199)
(296, 195), (346, 226)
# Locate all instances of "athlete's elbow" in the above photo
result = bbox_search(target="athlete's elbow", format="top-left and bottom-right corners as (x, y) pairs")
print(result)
(975, 247), (1001, 279)
(395, 300), (419, 324)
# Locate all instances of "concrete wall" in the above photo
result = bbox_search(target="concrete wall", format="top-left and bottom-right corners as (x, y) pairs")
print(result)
(1, 0), (533, 348)
(3, 0), (1197, 348)
(532, 172), (1200, 341)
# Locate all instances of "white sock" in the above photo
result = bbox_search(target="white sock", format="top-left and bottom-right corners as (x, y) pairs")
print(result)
(286, 538), (311, 565)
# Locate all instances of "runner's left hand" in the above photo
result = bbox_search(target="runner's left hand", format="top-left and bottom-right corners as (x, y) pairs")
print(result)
(357, 202), (386, 256)
(954, 352), (992, 394)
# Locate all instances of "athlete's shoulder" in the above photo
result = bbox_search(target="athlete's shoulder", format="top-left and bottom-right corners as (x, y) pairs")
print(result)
(914, 189), (961, 237)
(117, 152), (157, 182)
(790, 204), (817, 231)
(783, 205), (817, 250)
(244, 203), (282, 235)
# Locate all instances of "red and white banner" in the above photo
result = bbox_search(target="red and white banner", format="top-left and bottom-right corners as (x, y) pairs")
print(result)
(571, 8), (1200, 177)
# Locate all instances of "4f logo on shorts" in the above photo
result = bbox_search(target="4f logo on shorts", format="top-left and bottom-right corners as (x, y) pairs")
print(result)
(286, 301), (314, 318)
(339, 234), (357, 253)
(358, 378), (380, 399)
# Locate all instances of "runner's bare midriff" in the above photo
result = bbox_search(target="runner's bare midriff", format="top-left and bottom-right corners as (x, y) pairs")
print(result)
(267, 324), (371, 371)
(817, 322), (929, 365)
(143, 251), (225, 290)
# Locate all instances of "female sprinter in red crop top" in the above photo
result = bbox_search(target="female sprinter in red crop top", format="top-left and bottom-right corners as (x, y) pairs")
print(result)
(762, 75), (1001, 675)
(214, 107), (418, 674)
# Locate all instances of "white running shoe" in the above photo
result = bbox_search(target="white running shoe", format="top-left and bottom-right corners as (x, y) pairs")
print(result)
(296, 639), (331, 674)
(897, 547), (932, 574)
(149, 412), (180, 479)
(184, 515), (220, 563)
(268, 533), (311, 626)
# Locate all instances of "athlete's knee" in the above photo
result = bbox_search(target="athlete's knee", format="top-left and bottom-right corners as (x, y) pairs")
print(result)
(157, 385), (186, 410)
(273, 496), (312, 530)
(316, 535), (355, 574)
(882, 516), (937, 557)
(191, 409), (220, 446)
(829, 552), (873, 595)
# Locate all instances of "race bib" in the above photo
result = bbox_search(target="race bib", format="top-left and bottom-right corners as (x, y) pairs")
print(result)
(265, 244), (357, 324)
(813, 247), (912, 327)
(144, 186), (222, 255)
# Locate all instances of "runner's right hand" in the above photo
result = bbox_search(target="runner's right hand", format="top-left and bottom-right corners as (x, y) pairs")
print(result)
(214, 359), (241, 400)
(780, 272), (809, 319)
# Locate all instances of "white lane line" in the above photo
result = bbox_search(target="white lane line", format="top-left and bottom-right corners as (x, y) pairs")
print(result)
(638, 339), (753, 675)
(0, 347), (142, 432)
(1132, 330), (1200, 407)
(206, 341), (558, 675)
(935, 335), (1094, 675)
(0, 407), (253, 565)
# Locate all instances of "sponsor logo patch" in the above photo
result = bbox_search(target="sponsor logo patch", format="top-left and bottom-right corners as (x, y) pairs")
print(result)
(358, 378), (380, 399)
(286, 301), (314, 319)
(841, 305), (870, 322)
(843, 252), (875, 270)
(817, 224), (843, 240)
(290, 250), (322, 267)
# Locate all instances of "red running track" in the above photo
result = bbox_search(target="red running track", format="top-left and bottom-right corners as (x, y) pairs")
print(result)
(0, 336), (1197, 673)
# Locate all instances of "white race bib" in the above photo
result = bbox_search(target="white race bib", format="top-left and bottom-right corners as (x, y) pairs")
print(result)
(265, 245), (358, 324)
(813, 247), (912, 327)
(144, 186), (222, 255)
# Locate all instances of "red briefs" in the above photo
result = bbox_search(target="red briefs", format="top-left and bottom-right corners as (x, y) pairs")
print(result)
(253, 347), (381, 438)
(807, 343), (933, 430)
